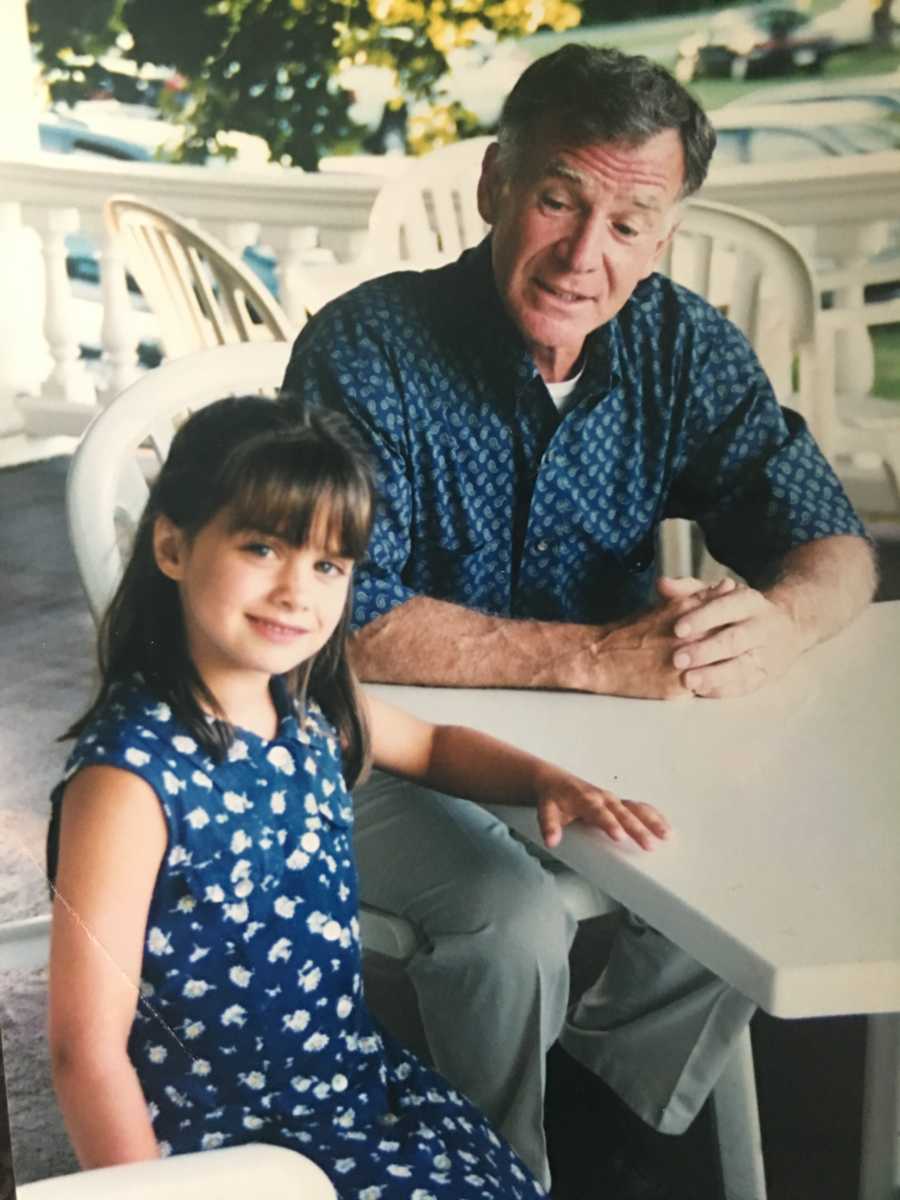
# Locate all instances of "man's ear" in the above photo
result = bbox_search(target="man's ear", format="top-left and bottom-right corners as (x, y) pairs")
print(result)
(153, 514), (188, 582)
(476, 141), (503, 226)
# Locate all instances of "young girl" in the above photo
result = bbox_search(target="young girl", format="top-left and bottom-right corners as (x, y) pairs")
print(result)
(47, 396), (668, 1198)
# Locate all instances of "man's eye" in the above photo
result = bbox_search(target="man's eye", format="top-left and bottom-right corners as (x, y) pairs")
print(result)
(541, 194), (569, 212)
(614, 221), (639, 238)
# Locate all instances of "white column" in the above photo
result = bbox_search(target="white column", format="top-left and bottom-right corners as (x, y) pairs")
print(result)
(0, 0), (39, 156)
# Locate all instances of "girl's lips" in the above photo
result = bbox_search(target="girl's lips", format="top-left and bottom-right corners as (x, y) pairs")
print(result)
(246, 615), (310, 642)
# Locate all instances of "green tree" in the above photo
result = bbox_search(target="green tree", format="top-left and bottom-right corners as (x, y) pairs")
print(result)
(28, 0), (581, 169)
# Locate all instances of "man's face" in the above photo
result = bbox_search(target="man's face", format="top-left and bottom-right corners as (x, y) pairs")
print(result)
(477, 125), (685, 382)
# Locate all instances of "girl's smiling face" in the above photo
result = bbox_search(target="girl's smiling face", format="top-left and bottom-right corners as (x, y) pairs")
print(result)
(154, 506), (353, 694)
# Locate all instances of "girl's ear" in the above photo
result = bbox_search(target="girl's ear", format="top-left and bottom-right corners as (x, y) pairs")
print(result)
(153, 515), (188, 581)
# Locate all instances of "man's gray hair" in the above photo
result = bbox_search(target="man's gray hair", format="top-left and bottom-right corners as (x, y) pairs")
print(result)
(496, 44), (717, 198)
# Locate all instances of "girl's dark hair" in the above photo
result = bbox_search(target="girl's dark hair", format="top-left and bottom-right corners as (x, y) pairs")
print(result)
(497, 44), (716, 199)
(66, 394), (375, 787)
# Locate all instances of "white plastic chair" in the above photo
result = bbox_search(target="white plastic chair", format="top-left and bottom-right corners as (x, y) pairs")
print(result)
(103, 195), (298, 360)
(16, 1144), (335, 1199)
(365, 136), (492, 261)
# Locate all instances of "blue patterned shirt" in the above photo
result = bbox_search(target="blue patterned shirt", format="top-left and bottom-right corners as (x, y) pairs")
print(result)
(284, 238), (864, 628)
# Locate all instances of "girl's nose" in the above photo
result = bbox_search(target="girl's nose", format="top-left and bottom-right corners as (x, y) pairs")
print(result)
(273, 562), (311, 609)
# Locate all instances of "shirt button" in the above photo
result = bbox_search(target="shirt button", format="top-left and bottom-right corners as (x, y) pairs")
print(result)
(536, 539), (550, 552)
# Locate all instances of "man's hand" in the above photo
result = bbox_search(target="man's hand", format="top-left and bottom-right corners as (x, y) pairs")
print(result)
(534, 765), (671, 851)
(669, 582), (807, 698)
(592, 575), (737, 700)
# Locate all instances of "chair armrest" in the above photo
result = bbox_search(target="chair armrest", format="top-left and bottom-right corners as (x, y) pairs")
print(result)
(16, 1144), (336, 1200)
(0, 914), (51, 970)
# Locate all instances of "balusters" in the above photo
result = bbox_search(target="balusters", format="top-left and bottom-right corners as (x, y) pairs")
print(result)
(98, 227), (141, 406)
(39, 207), (97, 410)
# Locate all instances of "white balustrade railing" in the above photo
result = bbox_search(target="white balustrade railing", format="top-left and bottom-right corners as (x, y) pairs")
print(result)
(0, 152), (386, 436)
(0, 147), (897, 440)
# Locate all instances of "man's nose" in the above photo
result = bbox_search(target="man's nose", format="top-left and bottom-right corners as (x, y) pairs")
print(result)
(556, 213), (607, 272)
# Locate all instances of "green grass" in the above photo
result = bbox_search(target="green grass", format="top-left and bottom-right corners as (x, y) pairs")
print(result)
(873, 323), (900, 402)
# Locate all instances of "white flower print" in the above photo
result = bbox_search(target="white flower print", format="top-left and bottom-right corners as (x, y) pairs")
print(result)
(300, 831), (320, 853)
(191, 1059), (211, 1076)
(147, 1045), (167, 1064)
(290, 1075), (312, 1092)
(183, 1020), (204, 1039)
(358, 1189), (383, 1200)
(188, 945), (209, 963)
(432, 1154), (451, 1171)
(228, 965), (252, 988)
(306, 911), (327, 934)
(233, 879), (253, 899)
(172, 734), (197, 754)
(321, 777), (336, 797)
(158, 1141), (173, 1158)
(336, 995), (353, 1019)
(204, 884), (225, 903)
(146, 927), (173, 956)
(242, 1115), (264, 1130)
(163, 770), (185, 795)
(182, 979), (213, 999)
(270, 791), (287, 814)
(223, 901), (249, 924)
(274, 896), (296, 919)
(186, 807), (209, 829)
(412, 1191), (437, 1200)
(227, 738), (248, 762)
(268, 937), (292, 963)
(201, 1132), (227, 1150)
(223, 791), (251, 813)
(124, 747), (150, 767)
(149, 701), (171, 722)
(334, 1158), (355, 1174)
(286, 849), (309, 870)
(313, 1081), (330, 1099)
(303, 794), (318, 814)
(335, 1108), (355, 1128)
(378, 1139), (400, 1153)
(168, 844), (190, 866)
(242, 1071), (266, 1090)
(221, 1004), (247, 1027)
(191, 769), (212, 789)
(267, 745), (295, 775)
(230, 829), (252, 854)
(283, 1010), (310, 1033)
(322, 920), (342, 942)
(302, 1031), (329, 1052)
(331, 1073), (348, 1092)
(387, 1165), (412, 1178)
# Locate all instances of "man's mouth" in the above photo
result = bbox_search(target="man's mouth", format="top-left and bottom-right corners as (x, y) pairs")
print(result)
(535, 278), (592, 305)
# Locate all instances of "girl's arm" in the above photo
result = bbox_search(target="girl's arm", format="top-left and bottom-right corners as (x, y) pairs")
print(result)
(49, 766), (168, 1167)
(365, 696), (670, 850)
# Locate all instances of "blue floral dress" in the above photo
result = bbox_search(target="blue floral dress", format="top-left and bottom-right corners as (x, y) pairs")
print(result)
(53, 677), (543, 1200)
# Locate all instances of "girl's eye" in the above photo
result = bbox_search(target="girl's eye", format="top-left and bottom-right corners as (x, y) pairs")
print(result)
(242, 541), (275, 558)
(315, 559), (349, 578)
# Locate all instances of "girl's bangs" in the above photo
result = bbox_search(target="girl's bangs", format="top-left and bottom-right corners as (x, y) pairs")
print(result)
(223, 440), (372, 559)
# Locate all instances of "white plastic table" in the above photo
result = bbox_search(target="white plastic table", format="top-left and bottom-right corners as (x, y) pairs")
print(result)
(367, 600), (900, 1200)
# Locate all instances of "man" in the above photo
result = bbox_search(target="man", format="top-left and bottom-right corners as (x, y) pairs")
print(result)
(283, 45), (876, 1189)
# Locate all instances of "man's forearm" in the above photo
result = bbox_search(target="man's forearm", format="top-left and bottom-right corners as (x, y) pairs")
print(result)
(349, 593), (698, 699)
(762, 534), (877, 650)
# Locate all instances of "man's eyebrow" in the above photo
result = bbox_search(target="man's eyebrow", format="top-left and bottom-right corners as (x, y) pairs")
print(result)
(544, 161), (665, 214)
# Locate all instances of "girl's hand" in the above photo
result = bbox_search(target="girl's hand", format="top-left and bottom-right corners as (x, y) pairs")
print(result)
(534, 767), (671, 851)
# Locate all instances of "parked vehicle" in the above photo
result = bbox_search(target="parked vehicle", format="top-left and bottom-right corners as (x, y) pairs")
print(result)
(675, 6), (834, 82)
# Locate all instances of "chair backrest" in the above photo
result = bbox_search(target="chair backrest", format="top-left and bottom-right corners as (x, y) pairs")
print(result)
(104, 194), (296, 359)
(67, 341), (293, 625)
(366, 136), (493, 261)
(662, 198), (819, 411)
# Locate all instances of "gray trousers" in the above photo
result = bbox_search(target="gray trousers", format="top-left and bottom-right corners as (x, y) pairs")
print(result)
(354, 770), (756, 1188)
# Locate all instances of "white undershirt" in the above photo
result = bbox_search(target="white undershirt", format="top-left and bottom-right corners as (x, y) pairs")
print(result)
(544, 364), (585, 414)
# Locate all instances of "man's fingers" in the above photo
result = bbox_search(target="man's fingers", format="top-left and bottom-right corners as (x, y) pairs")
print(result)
(673, 583), (760, 640)
(673, 619), (758, 669)
(683, 652), (769, 699)
(656, 574), (706, 599)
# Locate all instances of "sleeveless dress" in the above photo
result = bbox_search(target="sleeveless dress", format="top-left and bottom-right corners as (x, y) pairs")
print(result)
(54, 677), (543, 1199)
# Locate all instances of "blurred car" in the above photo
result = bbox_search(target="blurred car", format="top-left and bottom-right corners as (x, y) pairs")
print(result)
(675, 6), (834, 82)
(709, 98), (900, 164)
(337, 30), (531, 153)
